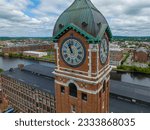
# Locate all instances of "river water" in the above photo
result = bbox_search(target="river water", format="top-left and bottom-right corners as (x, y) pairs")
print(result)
(0, 57), (150, 87)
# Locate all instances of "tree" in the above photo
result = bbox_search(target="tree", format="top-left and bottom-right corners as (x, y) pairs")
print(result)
(0, 68), (3, 73)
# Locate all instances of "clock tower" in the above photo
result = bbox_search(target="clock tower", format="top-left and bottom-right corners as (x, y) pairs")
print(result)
(52, 0), (112, 113)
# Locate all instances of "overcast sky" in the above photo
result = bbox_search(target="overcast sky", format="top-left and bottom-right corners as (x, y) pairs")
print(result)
(0, 0), (150, 37)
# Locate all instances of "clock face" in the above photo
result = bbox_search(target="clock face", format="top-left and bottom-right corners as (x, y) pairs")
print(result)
(60, 38), (86, 67)
(99, 38), (109, 64)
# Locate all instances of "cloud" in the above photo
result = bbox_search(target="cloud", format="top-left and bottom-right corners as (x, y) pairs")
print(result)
(0, 0), (150, 37)
(0, 0), (50, 37)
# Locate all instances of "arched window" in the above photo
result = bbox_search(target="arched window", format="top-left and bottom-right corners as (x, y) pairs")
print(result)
(69, 83), (77, 97)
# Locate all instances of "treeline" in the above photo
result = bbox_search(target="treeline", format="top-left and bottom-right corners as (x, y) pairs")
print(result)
(8, 53), (38, 60)
(0, 37), (51, 41)
(113, 36), (150, 42)
(0, 68), (3, 73)
(117, 65), (150, 74)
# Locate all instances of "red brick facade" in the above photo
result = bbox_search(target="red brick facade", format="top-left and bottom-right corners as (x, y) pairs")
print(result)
(134, 51), (149, 63)
(110, 50), (123, 66)
(54, 30), (110, 113)
(2, 44), (54, 54)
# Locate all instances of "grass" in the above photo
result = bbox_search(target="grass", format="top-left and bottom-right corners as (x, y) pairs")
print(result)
(121, 53), (130, 65)
(116, 65), (150, 74)
(7, 51), (55, 63)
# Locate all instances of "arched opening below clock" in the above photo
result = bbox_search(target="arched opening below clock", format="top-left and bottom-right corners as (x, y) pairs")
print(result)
(69, 83), (77, 98)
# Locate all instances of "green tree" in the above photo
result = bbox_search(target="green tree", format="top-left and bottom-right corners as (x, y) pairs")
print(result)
(0, 68), (3, 73)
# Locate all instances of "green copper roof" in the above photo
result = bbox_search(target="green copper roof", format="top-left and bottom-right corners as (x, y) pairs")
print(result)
(53, 0), (112, 41)
(52, 23), (102, 43)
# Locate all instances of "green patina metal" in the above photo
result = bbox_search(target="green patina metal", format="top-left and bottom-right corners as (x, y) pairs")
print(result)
(52, 0), (112, 43)
(52, 23), (103, 44)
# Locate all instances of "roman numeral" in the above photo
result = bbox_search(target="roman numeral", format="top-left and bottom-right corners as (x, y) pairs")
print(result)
(77, 55), (81, 60)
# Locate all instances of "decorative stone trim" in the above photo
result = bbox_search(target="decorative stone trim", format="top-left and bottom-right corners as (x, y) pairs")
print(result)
(54, 65), (111, 80)
(55, 80), (103, 94)
(53, 67), (111, 85)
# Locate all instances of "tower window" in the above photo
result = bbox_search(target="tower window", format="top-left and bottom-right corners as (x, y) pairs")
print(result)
(82, 93), (87, 101)
(59, 24), (64, 29)
(82, 22), (88, 27)
(69, 83), (77, 97)
(61, 86), (65, 93)
(97, 22), (102, 29)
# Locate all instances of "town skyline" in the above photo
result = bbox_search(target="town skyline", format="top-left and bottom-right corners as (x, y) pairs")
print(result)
(0, 0), (150, 37)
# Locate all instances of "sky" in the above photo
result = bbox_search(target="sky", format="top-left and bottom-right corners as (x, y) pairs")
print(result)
(0, 0), (150, 37)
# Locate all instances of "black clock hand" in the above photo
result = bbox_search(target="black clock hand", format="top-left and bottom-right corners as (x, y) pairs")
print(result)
(68, 43), (73, 54)
(103, 43), (106, 53)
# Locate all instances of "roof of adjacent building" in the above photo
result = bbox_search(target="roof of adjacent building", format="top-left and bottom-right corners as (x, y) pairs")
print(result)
(136, 47), (148, 53)
(53, 0), (112, 42)
(110, 80), (150, 103)
(2, 64), (150, 103)
(2, 64), (55, 95)
(23, 64), (55, 78)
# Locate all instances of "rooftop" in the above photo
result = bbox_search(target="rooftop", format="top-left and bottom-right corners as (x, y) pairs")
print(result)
(2, 64), (55, 95)
(136, 47), (148, 53)
(110, 80), (150, 103)
(53, 0), (112, 41)
(110, 44), (122, 51)
(24, 64), (55, 78)
(2, 64), (150, 104)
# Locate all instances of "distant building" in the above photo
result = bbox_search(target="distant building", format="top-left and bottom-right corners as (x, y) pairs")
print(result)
(1, 65), (55, 113)
(122, 48), (134, 53)
(2, 43), (54, 54)
(110, 44), (123, 66)
(23, 51), (47, 58)
(133, 47), (149, 62)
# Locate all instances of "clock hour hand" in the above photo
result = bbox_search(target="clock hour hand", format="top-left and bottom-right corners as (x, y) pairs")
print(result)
(68, 43), (73, 54)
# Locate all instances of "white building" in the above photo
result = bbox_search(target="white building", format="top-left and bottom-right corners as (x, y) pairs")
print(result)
(23, 51), (47, 58)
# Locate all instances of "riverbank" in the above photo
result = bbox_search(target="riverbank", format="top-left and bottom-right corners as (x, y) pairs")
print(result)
(114, 65), (150, 75)
(0, 52), (55, 63)
(0, 68), (3, 73)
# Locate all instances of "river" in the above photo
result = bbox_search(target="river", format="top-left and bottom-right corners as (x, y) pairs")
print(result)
(0, 56), (150, 87)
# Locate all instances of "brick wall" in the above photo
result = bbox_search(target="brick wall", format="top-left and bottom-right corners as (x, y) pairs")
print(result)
(55, 30), (110, 113)
(134, 51), (148, 62)
(2, 44), (54, 53)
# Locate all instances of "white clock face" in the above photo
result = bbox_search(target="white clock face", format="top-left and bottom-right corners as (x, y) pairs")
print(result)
(100, 38), (109, 64)
(61, 38), (85, 67)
